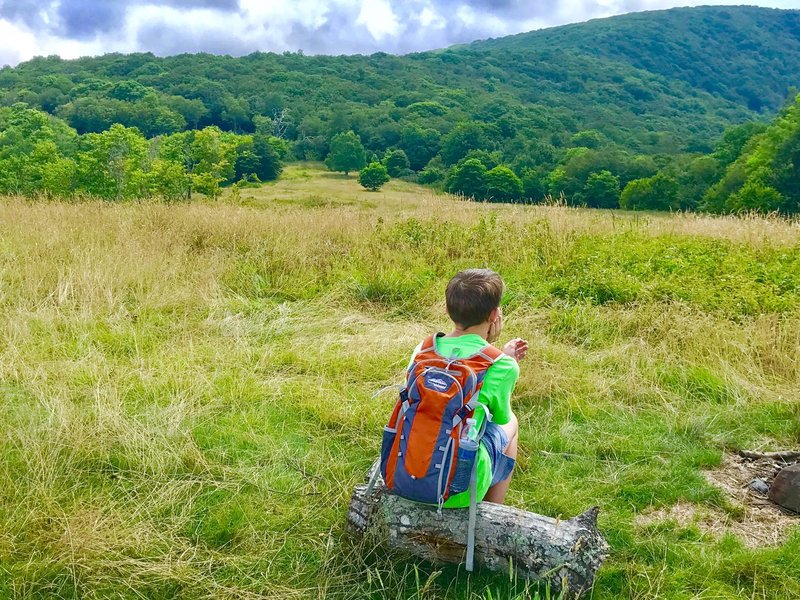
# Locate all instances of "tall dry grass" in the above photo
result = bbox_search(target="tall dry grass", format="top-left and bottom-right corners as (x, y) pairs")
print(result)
(0, 166), (798, 599)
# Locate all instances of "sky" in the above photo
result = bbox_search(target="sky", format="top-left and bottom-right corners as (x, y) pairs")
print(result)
(0, 0), (799, 67)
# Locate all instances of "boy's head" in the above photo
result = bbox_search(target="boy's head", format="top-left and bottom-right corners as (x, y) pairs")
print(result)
(445, 269), (504, 329)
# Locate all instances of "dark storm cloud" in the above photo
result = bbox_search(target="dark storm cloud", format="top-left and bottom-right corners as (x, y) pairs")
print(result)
(428, 0), (545, 17)
(0, 0), (795, 65)
(57, 0), (125, 39)
(57, 0), (241, 39)
(137, 18), (254, 57)
(0, 0), (241, 40)
(0, 0), (46, 27)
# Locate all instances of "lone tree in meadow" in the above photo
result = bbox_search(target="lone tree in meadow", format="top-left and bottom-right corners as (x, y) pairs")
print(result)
(359, 162), (390, 191)
(325, 130), (366, 175)
(485, 165), (523, 202)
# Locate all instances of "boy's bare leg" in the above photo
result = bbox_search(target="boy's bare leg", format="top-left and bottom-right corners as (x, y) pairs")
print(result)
(483, 413), (518, 504)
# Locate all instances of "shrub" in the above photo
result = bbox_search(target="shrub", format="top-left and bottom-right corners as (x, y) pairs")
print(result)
(726, 181), (785, 213)
(358, 162), (390, 191)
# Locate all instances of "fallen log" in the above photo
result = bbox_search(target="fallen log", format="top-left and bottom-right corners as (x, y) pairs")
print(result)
(348, 471), (609, 598)
(739, 450), (800, 462)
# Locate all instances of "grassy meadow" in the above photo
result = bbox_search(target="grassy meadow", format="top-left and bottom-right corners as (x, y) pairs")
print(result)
(1, 164), (799, 599)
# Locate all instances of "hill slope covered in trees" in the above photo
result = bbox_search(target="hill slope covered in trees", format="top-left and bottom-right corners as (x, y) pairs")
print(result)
(474, 6), (800, 113)
(2, 6), (798, 154)
(0, 5), (799, 211)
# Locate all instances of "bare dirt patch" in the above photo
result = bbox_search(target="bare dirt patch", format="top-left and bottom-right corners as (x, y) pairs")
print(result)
(636, 453), (799, 548)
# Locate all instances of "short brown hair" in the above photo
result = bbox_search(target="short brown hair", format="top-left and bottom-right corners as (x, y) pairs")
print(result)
(445, 269), (504, 328)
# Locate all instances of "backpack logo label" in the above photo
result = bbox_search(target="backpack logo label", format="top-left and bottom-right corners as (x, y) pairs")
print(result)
(425, 372), (451, 392)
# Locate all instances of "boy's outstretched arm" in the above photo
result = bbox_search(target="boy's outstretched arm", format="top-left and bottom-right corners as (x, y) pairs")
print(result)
(501, 338), (529, 361)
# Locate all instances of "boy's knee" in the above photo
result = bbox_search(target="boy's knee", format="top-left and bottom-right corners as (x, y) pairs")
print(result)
(500, 413), (518, 441)
(498, 414), (518, 456)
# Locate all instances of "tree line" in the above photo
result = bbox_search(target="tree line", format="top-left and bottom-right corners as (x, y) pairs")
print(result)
(3, 92), (797, 215)
(3, 6), (800, 210)
(322, 94), (799, 214)
(0, 103), (285, 200)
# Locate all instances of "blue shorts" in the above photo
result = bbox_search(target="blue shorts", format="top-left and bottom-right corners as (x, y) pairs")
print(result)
(482, 421), (516, 486)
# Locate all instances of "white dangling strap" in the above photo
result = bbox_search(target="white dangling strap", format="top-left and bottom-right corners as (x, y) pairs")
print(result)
(466, 458), (478, 571)
(365, 458), (381, 497)
(372, 384), (403, 398)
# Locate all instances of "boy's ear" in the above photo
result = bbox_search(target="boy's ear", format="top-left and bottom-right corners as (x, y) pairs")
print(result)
(488, 307), (500, 323)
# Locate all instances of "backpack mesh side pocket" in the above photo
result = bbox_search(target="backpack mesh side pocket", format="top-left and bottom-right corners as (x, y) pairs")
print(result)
(449, 439), (478, 495)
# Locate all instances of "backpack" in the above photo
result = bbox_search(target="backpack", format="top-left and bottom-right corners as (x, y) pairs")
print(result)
(366, 332), (504, 571)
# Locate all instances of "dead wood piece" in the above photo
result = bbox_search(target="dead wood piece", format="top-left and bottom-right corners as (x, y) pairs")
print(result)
(347, 480), (608, 598)
(739, 450), (800, 462)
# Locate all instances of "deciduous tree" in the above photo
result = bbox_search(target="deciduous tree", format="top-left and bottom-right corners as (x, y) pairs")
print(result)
(325, 131), (366, 175)
(445, 158), (487, 199)
(583, 170), (621, 208)
(382, 149), (410, 177)
(485, 165), (523, 202)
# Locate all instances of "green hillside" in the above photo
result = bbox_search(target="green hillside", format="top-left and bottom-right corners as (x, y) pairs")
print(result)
(476, 6), (800, 113)
(1, 6), (799, 212)
(2, 5), (798, 156)
(703, 94), (800, 213)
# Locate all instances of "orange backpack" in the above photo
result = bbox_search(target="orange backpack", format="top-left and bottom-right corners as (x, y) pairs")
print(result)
(367, 332), (503, 570)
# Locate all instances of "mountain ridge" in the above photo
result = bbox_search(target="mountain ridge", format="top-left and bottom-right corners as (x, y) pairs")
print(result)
(470, 5), (800, 112)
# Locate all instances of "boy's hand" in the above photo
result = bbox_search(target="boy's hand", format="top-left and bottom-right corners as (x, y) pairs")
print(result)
(502, 338), (529, 361)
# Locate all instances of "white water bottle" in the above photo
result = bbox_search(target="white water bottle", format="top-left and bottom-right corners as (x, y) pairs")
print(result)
(451, 418), (478, 494)
(461, 418), (477, 442)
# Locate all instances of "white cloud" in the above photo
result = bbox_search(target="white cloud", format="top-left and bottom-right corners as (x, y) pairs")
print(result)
(357, 0), (401, 41)
(419, 6), (446, 28)
(0, 16), (111, 66)
(0, 19), (36, 66)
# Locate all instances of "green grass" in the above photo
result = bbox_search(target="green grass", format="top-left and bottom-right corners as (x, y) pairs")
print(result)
(0, 165), (798, 599)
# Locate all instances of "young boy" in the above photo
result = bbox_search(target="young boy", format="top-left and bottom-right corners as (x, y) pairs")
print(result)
(406, 268), (527, 507)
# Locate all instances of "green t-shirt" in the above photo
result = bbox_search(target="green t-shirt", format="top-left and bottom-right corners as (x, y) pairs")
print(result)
(406, 333), (519, 508)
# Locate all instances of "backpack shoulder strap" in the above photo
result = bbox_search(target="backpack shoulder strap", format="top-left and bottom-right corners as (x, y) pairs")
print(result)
(417, 333), (440, 356)
(459, 342), (504, 374)
(411, 333), (446, 364)
(478, 343), (504, 363)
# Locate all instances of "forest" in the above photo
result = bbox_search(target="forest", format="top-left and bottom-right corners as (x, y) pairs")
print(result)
(0, 5), (799, 212)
